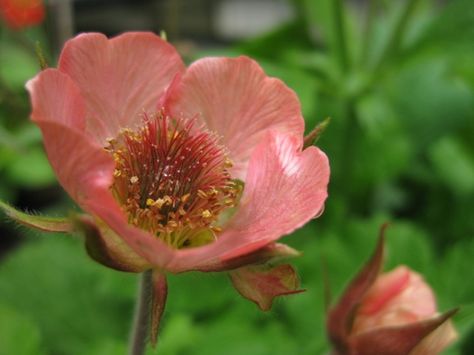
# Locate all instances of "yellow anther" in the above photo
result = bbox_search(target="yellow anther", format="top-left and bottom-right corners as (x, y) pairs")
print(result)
(211, 226), (222, 233)
(146, 198), (155, 207)
(208, 187), (218, 196)
(224, 158), (233, 168)
(167, 220), (178, 228)
(197, 190), (208, 199)
(201, 210), (212, 218)
(154, 198), (165, 208)
(224, 198), (234, 206)
(163, 195), (173, 205)
(130, 176), (139, 184)
(181, 193), (191, 203)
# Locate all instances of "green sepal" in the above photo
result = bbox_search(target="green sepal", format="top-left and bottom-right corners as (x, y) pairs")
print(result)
(73, 215), (150, 273)
(150, 271), (168, 347)
(0, 200), (73, 233)
(303, 117), (331, 149)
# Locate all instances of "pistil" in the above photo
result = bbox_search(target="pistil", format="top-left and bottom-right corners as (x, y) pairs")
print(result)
(106, 112), (241, 249)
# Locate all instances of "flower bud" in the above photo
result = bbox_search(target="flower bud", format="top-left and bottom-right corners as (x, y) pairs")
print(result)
(327, 227), (457, 355)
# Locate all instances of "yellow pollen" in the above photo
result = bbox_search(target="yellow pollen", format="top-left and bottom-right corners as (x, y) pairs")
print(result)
(201, 210), (212, 218)
(106, 112), (242, 250)
(197, 189), (208, 199)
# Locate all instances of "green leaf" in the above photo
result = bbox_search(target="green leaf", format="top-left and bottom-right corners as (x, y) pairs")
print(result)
(429, 137), (474, 195)
(0, 303), (45, 355)
(147, 314), (199, 355)
(0, 236), (137, 355)
(5, 148), (56, 188)
(0, 42), (39, 90)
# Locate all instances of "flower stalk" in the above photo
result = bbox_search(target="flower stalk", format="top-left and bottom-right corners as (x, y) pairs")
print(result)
(129, 270), (153, 355)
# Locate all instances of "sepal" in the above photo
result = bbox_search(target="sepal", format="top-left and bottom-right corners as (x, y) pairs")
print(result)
(229, 263), (304, 311)
(73, 215), (150, 273)
(150, 271), (168, 347)
(327, 225), (386, 351)
(0, 200), (73, 233)
(303, 117), (331, 149)
(195, 242), (301, 272)
(349, 309), (458, 355)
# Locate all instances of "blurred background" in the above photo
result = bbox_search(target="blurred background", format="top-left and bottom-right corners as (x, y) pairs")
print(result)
(0, 0), (473, 354)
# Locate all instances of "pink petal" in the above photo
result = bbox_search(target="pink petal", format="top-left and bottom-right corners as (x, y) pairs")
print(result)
(26, 69), (111, 204)
(166, 56), (305, 179)
(82, 181), (176, 269)
(27, 69), (177, 269)
(358, 266), (411, 316)
(354, 266), (437, 333)
(229, 264), (304, 311)
(26, 69), (86, 130)
(166, 130), (329, 272)
(58, 32), (185, 142)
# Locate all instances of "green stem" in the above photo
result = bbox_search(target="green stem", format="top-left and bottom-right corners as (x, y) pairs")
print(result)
(374, 0), (422, 72)
(128, 270), (153, 355)
(332, 0), (350, 73)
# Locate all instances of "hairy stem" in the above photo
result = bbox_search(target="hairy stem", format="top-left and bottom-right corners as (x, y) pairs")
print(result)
(128, 270), (152, 355)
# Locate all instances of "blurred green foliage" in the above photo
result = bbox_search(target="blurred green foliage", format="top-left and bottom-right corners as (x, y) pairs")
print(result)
(0, 0), (473, 354)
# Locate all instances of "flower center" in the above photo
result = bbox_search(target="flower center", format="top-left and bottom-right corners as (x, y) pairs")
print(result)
(106, 112), (241, 249)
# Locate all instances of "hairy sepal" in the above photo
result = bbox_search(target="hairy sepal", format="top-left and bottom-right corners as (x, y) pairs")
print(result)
(0, 200), (74, 233)
(74, 215), (150, 273)
(229, 263), (305, 311)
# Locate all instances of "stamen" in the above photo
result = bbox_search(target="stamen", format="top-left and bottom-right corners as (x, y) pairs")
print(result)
(105, 112), (241, 249)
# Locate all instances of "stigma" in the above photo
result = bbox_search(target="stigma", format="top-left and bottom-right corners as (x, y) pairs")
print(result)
(105, 112), (241, 249)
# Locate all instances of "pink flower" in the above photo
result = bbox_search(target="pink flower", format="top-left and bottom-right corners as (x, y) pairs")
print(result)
(327, 229), (457, 355)
(0, 0), (44, 29)
(23, 32), (329, 313)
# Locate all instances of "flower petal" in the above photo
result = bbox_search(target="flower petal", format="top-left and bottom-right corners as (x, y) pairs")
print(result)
(27, 51), (178, 270)
(26, 68), (86, 130)
(354, 266), (437, 334)
(229, 264), (304, 311)
(81, 181), (176, 270)
(166, 56), (305, 179)
(27, 69), (107, 203)
(166, 130), (329, 272)
(58, 32), (185, 142)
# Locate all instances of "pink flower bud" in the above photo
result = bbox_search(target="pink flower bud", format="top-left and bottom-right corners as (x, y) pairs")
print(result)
(352, 266), (458, 355)
(327, 228), (458, 355)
